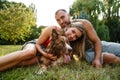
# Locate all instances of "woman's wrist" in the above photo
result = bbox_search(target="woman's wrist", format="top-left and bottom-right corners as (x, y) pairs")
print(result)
(42, 52), (48, 57)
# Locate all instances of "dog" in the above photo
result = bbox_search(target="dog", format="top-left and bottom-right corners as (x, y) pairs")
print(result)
(36, 28), (72, 75)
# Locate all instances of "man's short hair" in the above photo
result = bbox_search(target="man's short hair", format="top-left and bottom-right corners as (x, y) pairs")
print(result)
(55, 9), (67, 15)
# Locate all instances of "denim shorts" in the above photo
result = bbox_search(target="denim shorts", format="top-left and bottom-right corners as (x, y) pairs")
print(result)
(21, 39), (37, 50)
(21, 39), (44, 56)
(85, 41), (120, 64)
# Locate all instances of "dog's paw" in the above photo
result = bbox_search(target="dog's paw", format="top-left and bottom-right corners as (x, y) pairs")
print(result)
(34, 69), (47, 76)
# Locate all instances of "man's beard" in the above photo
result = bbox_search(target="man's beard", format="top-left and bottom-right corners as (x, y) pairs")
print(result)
(66, 21), (71, 25)
(65, 21), (71, 27)
(61, 20), (71, 28)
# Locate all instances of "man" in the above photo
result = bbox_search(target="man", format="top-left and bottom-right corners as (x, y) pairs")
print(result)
(55, 9), (120, 69)
(55, 9), (102, 68)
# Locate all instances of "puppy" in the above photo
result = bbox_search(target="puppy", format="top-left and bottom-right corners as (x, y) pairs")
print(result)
(36, 28), (72, 75)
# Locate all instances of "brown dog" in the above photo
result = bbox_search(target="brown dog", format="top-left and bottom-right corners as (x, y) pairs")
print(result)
(36, 28), (72, 75)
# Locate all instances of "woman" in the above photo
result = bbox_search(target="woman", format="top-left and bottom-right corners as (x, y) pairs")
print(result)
(0, 23), (82, 71)
(0, 26), (56, 71)
(68, 22), (120, 66)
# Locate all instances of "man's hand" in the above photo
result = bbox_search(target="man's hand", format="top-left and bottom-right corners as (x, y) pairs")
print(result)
(92, 59), (102, 68)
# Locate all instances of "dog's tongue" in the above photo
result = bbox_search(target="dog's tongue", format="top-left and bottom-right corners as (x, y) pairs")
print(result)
(63, 54), (71, 64)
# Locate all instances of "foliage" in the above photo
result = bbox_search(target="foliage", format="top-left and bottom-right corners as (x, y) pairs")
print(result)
(103, 0), (120, 42)
(70, 0), (119, 42)
(0, 2), (36, 44)
(70, 0), (104, 19)
(25, 25), (42, 42)
(0, 25), (46, 45)
(0, 0), (8, 9)
(23, 25), (46, 44)
(0, 25), (40, 45)
(96, 22), (110, 41)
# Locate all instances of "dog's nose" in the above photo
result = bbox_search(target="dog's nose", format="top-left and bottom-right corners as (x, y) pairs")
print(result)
(68, 47), (72, 53)
(66, 43), (72, 52)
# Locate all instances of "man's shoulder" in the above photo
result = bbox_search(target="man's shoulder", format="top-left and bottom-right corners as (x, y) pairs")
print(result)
(71, 19), (92, 29)
(72, 19), (91, 26)
(72, 19), (89, 22)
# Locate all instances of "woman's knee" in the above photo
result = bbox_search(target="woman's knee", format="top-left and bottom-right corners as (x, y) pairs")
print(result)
(20, 44), (37, 58)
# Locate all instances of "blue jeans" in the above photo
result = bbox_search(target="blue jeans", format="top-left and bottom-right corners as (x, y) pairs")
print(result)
(85, 41), (120, 64)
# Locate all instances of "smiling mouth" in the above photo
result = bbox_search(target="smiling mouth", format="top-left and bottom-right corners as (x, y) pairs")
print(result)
(62, 23), (66, 26)
(68, 38), (72, 41)
(68, 36), (72, 41)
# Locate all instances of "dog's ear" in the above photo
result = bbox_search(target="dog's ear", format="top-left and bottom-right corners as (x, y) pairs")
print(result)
(52, 29), (58, 40)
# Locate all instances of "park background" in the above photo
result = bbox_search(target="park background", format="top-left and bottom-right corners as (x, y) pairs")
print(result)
(0, 0), (120, 45)
(0, 0), (120, 80)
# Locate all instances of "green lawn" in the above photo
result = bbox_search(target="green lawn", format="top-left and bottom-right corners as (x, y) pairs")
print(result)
(0, 45), (120, 80)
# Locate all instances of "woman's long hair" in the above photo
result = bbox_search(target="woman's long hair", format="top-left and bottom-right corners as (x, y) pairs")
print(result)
(70, 22), (86, 60)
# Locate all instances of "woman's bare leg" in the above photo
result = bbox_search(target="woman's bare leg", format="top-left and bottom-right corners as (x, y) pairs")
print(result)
(0, 51), (23, 66)
(103, 52), (120, 64)
(18, 56), (39, 66)
(0, 44), (37, 71)
(0, 57), (39, 71)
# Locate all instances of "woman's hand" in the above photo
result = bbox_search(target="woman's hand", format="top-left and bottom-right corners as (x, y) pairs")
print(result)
(44, 53), (57, 61)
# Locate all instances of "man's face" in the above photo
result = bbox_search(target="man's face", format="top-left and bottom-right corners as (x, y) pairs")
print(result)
(55, 11), (71, 29)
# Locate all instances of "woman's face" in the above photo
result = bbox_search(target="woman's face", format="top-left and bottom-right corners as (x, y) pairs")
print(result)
(65, 27), (82, 41)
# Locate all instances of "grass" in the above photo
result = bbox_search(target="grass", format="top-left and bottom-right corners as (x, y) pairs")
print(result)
(0, 45), (120, 80)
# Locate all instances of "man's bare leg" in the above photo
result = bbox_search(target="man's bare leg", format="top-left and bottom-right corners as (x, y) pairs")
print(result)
(103, 52), (120, 64)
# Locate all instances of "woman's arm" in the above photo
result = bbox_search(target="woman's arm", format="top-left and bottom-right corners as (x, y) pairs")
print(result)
(35, 26), (57, 60)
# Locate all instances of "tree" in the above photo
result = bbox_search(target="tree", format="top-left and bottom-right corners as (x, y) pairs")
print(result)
(25, 25), (40, 42)
(70, 0), (104, 18)
(0, 2), (36, 44)
(0, 0), (8, 9)
(103, 0), (120, 42)
(70, 0), (110, 41)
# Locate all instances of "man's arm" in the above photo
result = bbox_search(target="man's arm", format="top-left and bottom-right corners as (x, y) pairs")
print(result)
(78, 19), (102, 68)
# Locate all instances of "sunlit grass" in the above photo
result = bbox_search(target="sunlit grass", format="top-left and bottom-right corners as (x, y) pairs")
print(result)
(0, 45), (22, 56)
(0, 45), (120, 80)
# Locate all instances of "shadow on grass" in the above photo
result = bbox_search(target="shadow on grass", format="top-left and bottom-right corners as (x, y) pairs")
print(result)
(0, 72), (2, 80)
